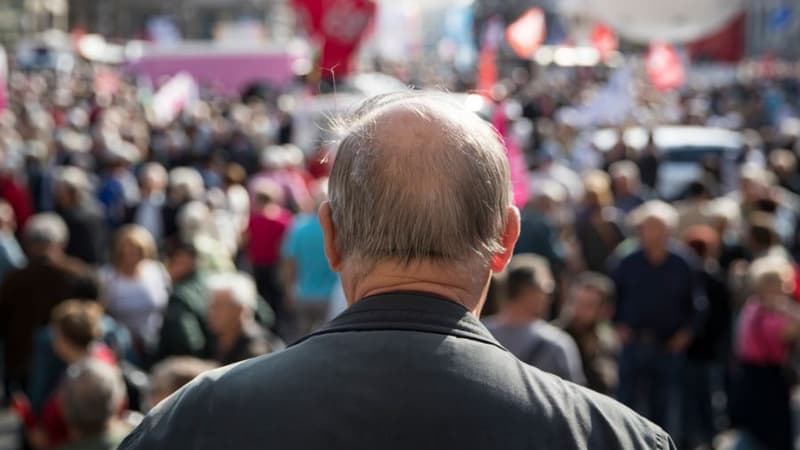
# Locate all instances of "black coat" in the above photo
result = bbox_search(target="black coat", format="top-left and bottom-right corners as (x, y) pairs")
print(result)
(120, 292), (674, 450)
(57, 201), (108, 265)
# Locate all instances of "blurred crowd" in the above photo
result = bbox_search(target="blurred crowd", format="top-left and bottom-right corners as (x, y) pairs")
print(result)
(2, 59), (800, 450)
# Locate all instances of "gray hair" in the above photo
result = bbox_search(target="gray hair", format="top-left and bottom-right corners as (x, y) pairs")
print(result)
(54, 166), (91, 194)
(628, 200), (679, 231)
(169, 167), (205, 201)
(329, 91), (511, 267)
(609, 160), (640, 181)
(140, 162), (168, 187)
(177, 201), (211, 238)
(61, 359), (126, 436)
(24, 213), (69, 246)
(149, 357), (218, 402)
(207, 272), (258, 311)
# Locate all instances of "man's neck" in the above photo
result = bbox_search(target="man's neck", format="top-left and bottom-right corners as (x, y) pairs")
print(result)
(344, 259), (491, 316)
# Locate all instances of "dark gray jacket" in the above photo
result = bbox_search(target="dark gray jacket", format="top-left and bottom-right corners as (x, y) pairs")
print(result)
(119, 292), (674, 450)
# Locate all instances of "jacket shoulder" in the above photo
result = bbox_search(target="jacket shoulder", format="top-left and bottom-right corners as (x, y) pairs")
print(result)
(118, 362), (237, 450)
(513, 360), (674, 450)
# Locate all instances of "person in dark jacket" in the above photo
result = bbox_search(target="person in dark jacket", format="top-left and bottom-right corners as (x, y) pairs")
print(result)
(612, 200), (707, 438)
(681, 225), (733, 450)
(157, 240), (211, 361)
(0, 214), (98, 391)
(119, 92), (674, 450)
(54, 167), (108, 265)
(557, 272), (619, 395)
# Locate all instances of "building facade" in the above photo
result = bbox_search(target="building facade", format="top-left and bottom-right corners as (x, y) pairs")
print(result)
(746, 0), (800, 58)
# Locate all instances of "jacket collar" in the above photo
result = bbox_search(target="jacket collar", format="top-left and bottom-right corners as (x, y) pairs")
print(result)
(295, 291), (505, 351)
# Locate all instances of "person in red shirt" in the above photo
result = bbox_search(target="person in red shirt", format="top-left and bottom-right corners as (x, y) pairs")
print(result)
(246, 180), (293, 325)
(0, 167), (33, 231)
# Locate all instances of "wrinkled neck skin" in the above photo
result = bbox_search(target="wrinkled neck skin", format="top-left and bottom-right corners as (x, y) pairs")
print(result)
(341, 258), (492, 317)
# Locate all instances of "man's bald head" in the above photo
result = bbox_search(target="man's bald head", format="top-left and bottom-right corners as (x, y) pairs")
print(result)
(328, 92), (512, 269)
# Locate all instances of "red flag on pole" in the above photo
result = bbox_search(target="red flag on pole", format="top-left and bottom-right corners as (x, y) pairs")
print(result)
(646, 42), (685, 91)
(591, 23), (618, 60)
(688, 13), (745, 62)
(292, 0), (376, 79)
(505, 8), (546, 58)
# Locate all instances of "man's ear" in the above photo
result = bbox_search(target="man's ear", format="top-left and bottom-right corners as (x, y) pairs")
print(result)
(490, 206), (520, 273)
(319, 201), (343, 272)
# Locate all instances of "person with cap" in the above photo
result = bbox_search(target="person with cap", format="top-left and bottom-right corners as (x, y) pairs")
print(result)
(611, 200), (707, 438)
(119, 92), (674, 450)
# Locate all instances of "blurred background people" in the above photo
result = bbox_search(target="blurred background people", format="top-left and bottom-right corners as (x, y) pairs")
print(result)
(281, 181), (337, 339)
(157, 239), (210, 361)
(556, 272), (618, 395)
(246, 180), (292, 323)
(574, 171), (624, 274)
(0, 214), (97, 391)
(147, 357), (218, 410)
(99, 226), (169, 360)
(53, 167), (107, 266)
(56, 360), (130, 450)
(486, 254), (586, 384)
(206, 272), (277, 365)
(730, 257), (800, 450)
(611, 201), (706, 437)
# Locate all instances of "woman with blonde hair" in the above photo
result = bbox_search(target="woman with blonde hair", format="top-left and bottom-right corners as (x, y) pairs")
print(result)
(99, 225), (169, 357)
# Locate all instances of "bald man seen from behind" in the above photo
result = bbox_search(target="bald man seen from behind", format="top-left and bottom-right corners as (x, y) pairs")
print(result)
(119, 92), (675, 450)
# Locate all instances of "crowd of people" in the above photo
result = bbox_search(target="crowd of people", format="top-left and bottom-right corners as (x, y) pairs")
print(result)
(1, 58), (800, 449)
(0, 63), (338, 449)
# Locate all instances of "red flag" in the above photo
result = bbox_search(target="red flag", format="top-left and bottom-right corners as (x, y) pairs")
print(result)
(292, 0), (376, 79)
(647, 42), (685, 91)
(591, 23), (618, 60)
(505, 8), (546, 58)
(688, 13), (745, 63)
